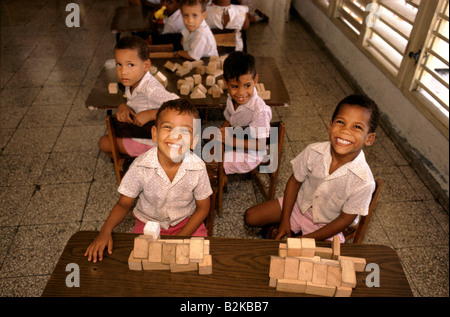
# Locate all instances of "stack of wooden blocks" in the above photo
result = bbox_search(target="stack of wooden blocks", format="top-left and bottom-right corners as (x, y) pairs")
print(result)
(269, 236), (366, 297)
(128, 235), (212, 275)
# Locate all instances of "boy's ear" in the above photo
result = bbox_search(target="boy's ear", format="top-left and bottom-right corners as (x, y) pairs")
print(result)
(202, 10), (207, 20)
(254, 73), (259, 84)
(151, 125), (158, 143)
(364, 132), (376, 146)
(144, 59), (151, 72)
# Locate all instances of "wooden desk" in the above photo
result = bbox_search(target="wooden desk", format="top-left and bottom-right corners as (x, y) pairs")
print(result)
(85, 56), (290, 112)
(42, 231), (413, 297)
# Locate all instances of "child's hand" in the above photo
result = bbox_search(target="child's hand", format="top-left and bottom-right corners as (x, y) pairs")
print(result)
(133, 112), (151, 127)
(84, 231), (113, 263)
(275, 221), (292, 240)
(116, 104), (135, 124)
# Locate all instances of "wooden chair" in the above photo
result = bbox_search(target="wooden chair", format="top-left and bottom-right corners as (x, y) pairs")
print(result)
(215, 121), (286, 216)
(343, 179), (383, 244)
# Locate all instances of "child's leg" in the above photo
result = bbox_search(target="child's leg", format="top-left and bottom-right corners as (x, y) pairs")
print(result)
(244, 199), (282, 227)
(98, 135), (129, 156)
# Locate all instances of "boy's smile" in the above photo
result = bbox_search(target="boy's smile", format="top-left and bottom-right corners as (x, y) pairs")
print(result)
(181, 4), (206, 32)
(115, 48), (150, 92)
(226, 73), (258, 107)
(328, 104), (375, 163)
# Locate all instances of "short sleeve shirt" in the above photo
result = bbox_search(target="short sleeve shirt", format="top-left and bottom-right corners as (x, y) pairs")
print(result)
(118, 147), (213, 230)
(162, 9), (184, 34)
(182, 20), (218, 60)
(205, 5), (249, 30)
(291, 141), (375, 224)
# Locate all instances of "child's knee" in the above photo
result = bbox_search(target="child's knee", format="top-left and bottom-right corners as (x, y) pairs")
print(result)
(243, 207), (257, 226)
(98, 135), (110, 153)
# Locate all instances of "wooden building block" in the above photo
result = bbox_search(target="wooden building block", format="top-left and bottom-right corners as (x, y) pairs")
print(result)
(176, 67), (190, 77)
(155, 71), (168, 87)
(175, 243), (190, 265)
(177, 79), (186, 90)
(338, 255), (367, 272)
(142, 260), (169, 271)
(170, 262), (198, 273)
(340, 258), (357, 288)
(276, 279), (307, 294)
(217, 79), (226, 90)
(164, 60), (177, 72)
(196, 65), (206, 75)
(326, 264), (342, 287)
(128, 251), (142, 271)
(207, 61), (218, 74)
(312, 262), (328, 285)
(161, 242), (177, 264)
(269, 256), (285, 281)
(150, 65), (158, 75)
(133, 237), (149, 259)
(193, 84), (207, 95)
(315, 246), (333, 259)
(286, 238), (302, 257)
(305, 282), (336, 297)
(298, 260), (314, 282)
(108, 82), (118, 94)
(332, 235), (340, 260)
(184, 76), (194, 89)
(143, 221), (160, 239)
(258, 90), (271, 100)
(211, 85), (223, 98)
(198, 254), (212, 275)
(148, 241), (163, 263)
(205, 75), (215, 86)
(334, 286), (352, 297)
(203, 239), (210, 255)
(300, 238), (316, 257)
(193, 73), (202, 85)
(180, 84), (191, 95)
(191, 60), (204, 68)
(190, 89), (206, 99)
(278, 243), (287, 257)
(183, 61), (193, 70)
(284, 257), (300, 280)
(189, 237), (204, 262)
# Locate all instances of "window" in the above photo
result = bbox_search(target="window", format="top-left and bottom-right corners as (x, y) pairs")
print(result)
(314, 0), (449, 137)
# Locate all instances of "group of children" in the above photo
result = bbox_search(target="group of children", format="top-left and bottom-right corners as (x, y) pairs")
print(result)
(85, 0), (381, 264)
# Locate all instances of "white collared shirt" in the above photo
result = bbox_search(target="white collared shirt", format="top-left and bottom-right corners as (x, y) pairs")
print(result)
(182, 20), (218, 60)
(162, 9), (184, 34)
(118, 147), (213, 229)
(291, 141), (375, 224)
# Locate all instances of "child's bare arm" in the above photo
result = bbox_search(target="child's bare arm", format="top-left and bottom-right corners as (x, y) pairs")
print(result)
(275, 174), (302, 240)
(84, 195), (135, 262)
(132, 109), (158, 127)
(116, 103), (135, 124)
(301, 211), (356, 241)
(176, 50), (194, 60)
(177, 197), (210, 236)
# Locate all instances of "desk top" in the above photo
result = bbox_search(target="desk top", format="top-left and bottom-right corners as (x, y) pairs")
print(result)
(85, 56), (290, 110)
(42, 231), (413, 297)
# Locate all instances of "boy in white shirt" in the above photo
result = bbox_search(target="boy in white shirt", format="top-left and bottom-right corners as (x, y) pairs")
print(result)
(98, 36), (179, 158)
(245, 95), (380, 243)
(86, 99), (213, 263)
(177, 0), (218, 60)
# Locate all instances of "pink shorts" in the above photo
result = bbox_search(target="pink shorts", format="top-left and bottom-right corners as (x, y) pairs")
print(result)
(122, 138), (153, 157)
(278, 197), (345, 243)
(132, 215), (208, 237)
(223, 150), (264, 174)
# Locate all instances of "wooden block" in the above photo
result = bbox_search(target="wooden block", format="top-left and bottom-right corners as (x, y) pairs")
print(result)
(217, 79), (226, 90)
(196, 65), (206, 75)
(315, 246), (333, 259)
(212, 85), (222, 98)
(198, 254), (212, 275)
(320, 258), (340, 266)
(269, 278), (277, 288)
(176, 67), (190, 77)
(176, 243), (190, 264)
(286, 238), (302, 257)
(128, 251), (142, 271)
(284, 257), (300, 280)
(203, 239), (210, 255)
(205, 75), (215, 86)
(143, 221), (160, 239)
(150, 65), (158, 75)
(142, 260), (169, 271)
(340, 258), (357, 288)
(332, 235), (340, 260)
(193, 73), (202, 85)
(170, 262), (198, 273)
(177, 79), (186, 90)
(191, 60), (204, 68)
(212, 69), (223, 78)
(338, 255), (366, 272)
(183, 61), (193, 70)
(190, 89), (206, 99)
(148, 241), (163, 263)
(305, 282), (336, 297)
(184, 76), (194, 89)
(133, 237), (149, 259)
(298, 260), (314, 282)
(300, 238), (316, 257)
(278, 243), (287, 257)
(161, 242), (177, 264)
(108, 82), (118, 94)
(326, 264), (342, 287)
(180, 84), (191, 95)
(269, 256), (285, 280)
(193, 83), (207, 94)
(155, 71), (168, 87)
(189, 237), (204, 262)
(207, 61), (218, 74)
(276, 279), (307, 294)
(258, 90), (271, 100)
(164, 60), (177, 72)
(334, 286), (352, 297)
(312, 262), (328, 285)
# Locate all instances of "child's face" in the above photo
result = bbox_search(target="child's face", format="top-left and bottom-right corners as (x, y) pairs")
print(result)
(160, 0), (179, 16)
(115, 48), (150, 91)
(152, 109), (198, 164)
(328, 104), (376, 161)
(225, 73), (258, 106)
(181, 4), (206, 32)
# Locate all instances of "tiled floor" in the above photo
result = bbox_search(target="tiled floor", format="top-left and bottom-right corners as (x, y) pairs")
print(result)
(0, 0), (448, 297)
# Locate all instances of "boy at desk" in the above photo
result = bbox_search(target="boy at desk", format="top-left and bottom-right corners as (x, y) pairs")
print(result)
(98, 35), (179, 158)
(244, 94), (380, 242)
(177, 0), (218, 60)
(86, 99), (213, 263)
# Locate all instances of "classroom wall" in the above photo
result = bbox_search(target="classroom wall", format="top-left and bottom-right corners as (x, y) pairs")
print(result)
(292, 0), (449, 201)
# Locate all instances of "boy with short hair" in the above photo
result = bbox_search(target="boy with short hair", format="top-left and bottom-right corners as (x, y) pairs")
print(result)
(86, 99), (212, 263)
(245, 94), (380, 242)
(98, 35), (179, 158)
(177, 0), (218, 60)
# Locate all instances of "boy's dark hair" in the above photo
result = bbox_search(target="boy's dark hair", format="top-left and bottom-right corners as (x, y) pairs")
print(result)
(332, 94), (380, 133)
(156, 98), (200, 125)
(114, 36), (150, 62)
(223, 51), (257, 82)
(180, 0), (207, 11)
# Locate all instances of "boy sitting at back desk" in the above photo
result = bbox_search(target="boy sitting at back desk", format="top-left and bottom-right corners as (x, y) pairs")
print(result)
(86, 99), (213, 263)
(177, 0), (218, 60)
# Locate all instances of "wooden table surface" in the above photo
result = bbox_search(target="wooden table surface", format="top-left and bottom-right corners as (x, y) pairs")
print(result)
(85, 56), (290, 111)
(42, 231), (413, 297)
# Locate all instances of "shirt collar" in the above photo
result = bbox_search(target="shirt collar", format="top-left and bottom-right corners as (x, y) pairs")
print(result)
(136, 147), (204, 171)
(227, 87), (258, 112)
(125, 71), (153, 97)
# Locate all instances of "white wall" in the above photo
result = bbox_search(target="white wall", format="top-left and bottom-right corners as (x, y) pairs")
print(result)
(293, 0), (449, 198)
